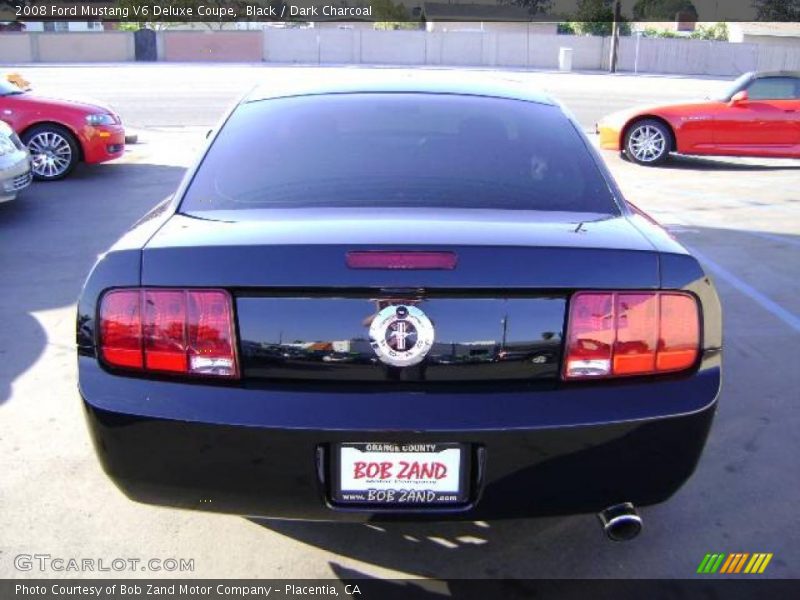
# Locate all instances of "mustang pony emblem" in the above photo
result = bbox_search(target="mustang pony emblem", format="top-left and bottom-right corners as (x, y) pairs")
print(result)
(369, 305), (435, 367)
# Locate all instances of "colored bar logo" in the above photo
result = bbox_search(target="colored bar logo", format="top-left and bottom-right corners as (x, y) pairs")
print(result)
(697, 553), (773, 574)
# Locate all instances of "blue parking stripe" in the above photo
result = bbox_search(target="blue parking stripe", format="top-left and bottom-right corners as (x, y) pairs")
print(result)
(683, 244), (800, 334)
(742, 230), (800, 249)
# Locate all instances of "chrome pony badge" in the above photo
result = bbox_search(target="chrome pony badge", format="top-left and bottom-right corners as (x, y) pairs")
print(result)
(369, 305), (435, 367)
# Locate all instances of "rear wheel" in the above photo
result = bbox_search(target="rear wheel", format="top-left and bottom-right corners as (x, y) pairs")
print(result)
(624, 119), (672, 166)
(22, 124), (79, 181)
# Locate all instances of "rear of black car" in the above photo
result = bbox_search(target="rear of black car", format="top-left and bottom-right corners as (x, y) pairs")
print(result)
(77, 82), (721, 522)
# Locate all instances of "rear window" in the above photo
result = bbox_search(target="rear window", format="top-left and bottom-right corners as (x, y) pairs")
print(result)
(180, 93), (618, 214)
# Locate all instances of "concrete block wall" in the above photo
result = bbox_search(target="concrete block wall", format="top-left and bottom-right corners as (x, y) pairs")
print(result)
(161, 31), (262, 62)
(493, 33), (528, 68)
(37, 32), (134, 62)
(615, 37), (760, 76)
(2, 28), (800, 79)
(0, 32), (134, 63)
(528, 34), (606, 70)
(756, 42), (800, 72)
(264, 29), (319, 63)
(0, 33), (34, 62)
(362, 31), (427, 65)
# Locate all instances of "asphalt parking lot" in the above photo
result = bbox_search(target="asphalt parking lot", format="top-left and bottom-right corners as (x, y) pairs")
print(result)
(1, 65), (798, 580)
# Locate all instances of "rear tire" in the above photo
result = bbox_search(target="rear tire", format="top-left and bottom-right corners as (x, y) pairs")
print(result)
(22, 124), (80, 181)
(624, 119), (672, 166)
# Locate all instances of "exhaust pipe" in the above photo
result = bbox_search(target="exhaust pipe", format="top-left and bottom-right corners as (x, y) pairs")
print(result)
(598, 502), (642, 541)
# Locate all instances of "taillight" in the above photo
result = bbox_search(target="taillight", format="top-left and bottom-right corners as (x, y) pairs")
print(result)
(657, 294), (700, 372)
(563, 291), (699, 380)
(143, 290), (187, 373)
(99, 288), (238, 379)
(99, 290), (143, 369)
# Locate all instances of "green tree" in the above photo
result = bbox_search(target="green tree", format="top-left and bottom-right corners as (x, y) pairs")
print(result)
(753, 0), (800, 20)
(371, 0), (419, 30)
(642, 26), (679, 37)
(642, 22), (728, 40)
(632, 0), (698, 21)
(0, 0), (23, 22)
(558, 22), (577, 34)
(690, 22), (728, 41)
(506, 0), (554, 15)
(569, 0), (631, 36)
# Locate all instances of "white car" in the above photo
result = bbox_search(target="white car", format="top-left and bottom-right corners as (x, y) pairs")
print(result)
(0, 120), (31, 203)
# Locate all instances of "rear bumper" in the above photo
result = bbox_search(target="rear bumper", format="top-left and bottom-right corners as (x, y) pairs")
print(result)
(80, 356), (720, 521)
(597, 123), (622, 151)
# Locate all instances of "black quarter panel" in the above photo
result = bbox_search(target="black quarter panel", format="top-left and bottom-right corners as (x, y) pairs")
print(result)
(76, 197), (173, 353)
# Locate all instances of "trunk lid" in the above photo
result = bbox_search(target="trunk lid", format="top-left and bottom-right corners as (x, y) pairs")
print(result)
(142, 208), (657, 289)
(142, 208), (658, 384)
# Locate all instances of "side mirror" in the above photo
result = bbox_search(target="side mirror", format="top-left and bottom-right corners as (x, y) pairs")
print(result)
(729, 90), (748, 105)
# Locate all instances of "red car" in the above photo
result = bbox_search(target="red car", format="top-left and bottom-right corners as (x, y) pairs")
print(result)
(597, 70), (800, 165)
(0, 77), (125, 180)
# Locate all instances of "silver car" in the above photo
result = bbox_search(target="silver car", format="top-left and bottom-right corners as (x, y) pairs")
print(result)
(0, 120), (32, 203)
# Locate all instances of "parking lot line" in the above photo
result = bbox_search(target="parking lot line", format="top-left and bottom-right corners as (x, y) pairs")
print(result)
(742, 231), (800, 249)
(683, 244), (800, 333)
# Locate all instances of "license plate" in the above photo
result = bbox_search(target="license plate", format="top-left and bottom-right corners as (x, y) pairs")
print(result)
(332, 442), (469, 506)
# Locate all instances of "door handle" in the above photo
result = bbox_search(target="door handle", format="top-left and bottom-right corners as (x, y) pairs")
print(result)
(784, 109), (797, 113)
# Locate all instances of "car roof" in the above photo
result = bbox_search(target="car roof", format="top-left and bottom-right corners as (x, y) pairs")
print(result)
(244, 68), (556, 106)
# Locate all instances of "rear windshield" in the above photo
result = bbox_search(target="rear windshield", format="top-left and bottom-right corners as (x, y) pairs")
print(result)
(180, 93), (618, 214)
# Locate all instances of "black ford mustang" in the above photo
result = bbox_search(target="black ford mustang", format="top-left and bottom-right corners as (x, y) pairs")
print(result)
(77, 71), (722, 540)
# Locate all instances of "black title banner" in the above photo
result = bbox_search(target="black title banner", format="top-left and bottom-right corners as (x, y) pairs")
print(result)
(2, 0), (799, 23)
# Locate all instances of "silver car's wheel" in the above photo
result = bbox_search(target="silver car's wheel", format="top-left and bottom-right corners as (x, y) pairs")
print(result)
(22, 125), (79, 181)
(624, 120), (671, 166)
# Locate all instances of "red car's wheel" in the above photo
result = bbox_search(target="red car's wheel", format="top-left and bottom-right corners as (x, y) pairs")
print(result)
(22, 124), (80, 181)
(624, 119), (672, 166)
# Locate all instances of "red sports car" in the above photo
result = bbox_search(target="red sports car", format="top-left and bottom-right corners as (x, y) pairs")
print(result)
(597, 70), (800, 165)
(0, 77), (125, 180)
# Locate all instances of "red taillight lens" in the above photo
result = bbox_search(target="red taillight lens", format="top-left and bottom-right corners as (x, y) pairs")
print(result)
(564, 291), (699, 380)
(613, 293), (658, 376)
(144, 290), (187, 373)
(99, 288), (238, 379)
(657, 293), (699, 372)
(563, 293), (615, 378)
(99, 290), (143, 369)
(186, 290), (237, 377)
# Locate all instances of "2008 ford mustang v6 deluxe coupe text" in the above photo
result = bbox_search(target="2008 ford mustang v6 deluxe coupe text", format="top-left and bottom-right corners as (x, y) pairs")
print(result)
(77, 72), (721, 540)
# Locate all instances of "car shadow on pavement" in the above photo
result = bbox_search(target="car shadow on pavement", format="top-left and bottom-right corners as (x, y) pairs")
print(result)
(253, 514), (589, 579)
(326, 562), (627, 599)
(0, 161), (185, 406)
(661, 155), (800, 171)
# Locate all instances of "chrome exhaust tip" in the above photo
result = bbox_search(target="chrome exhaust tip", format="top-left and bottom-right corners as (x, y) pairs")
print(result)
(598, 502), (642, 542)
